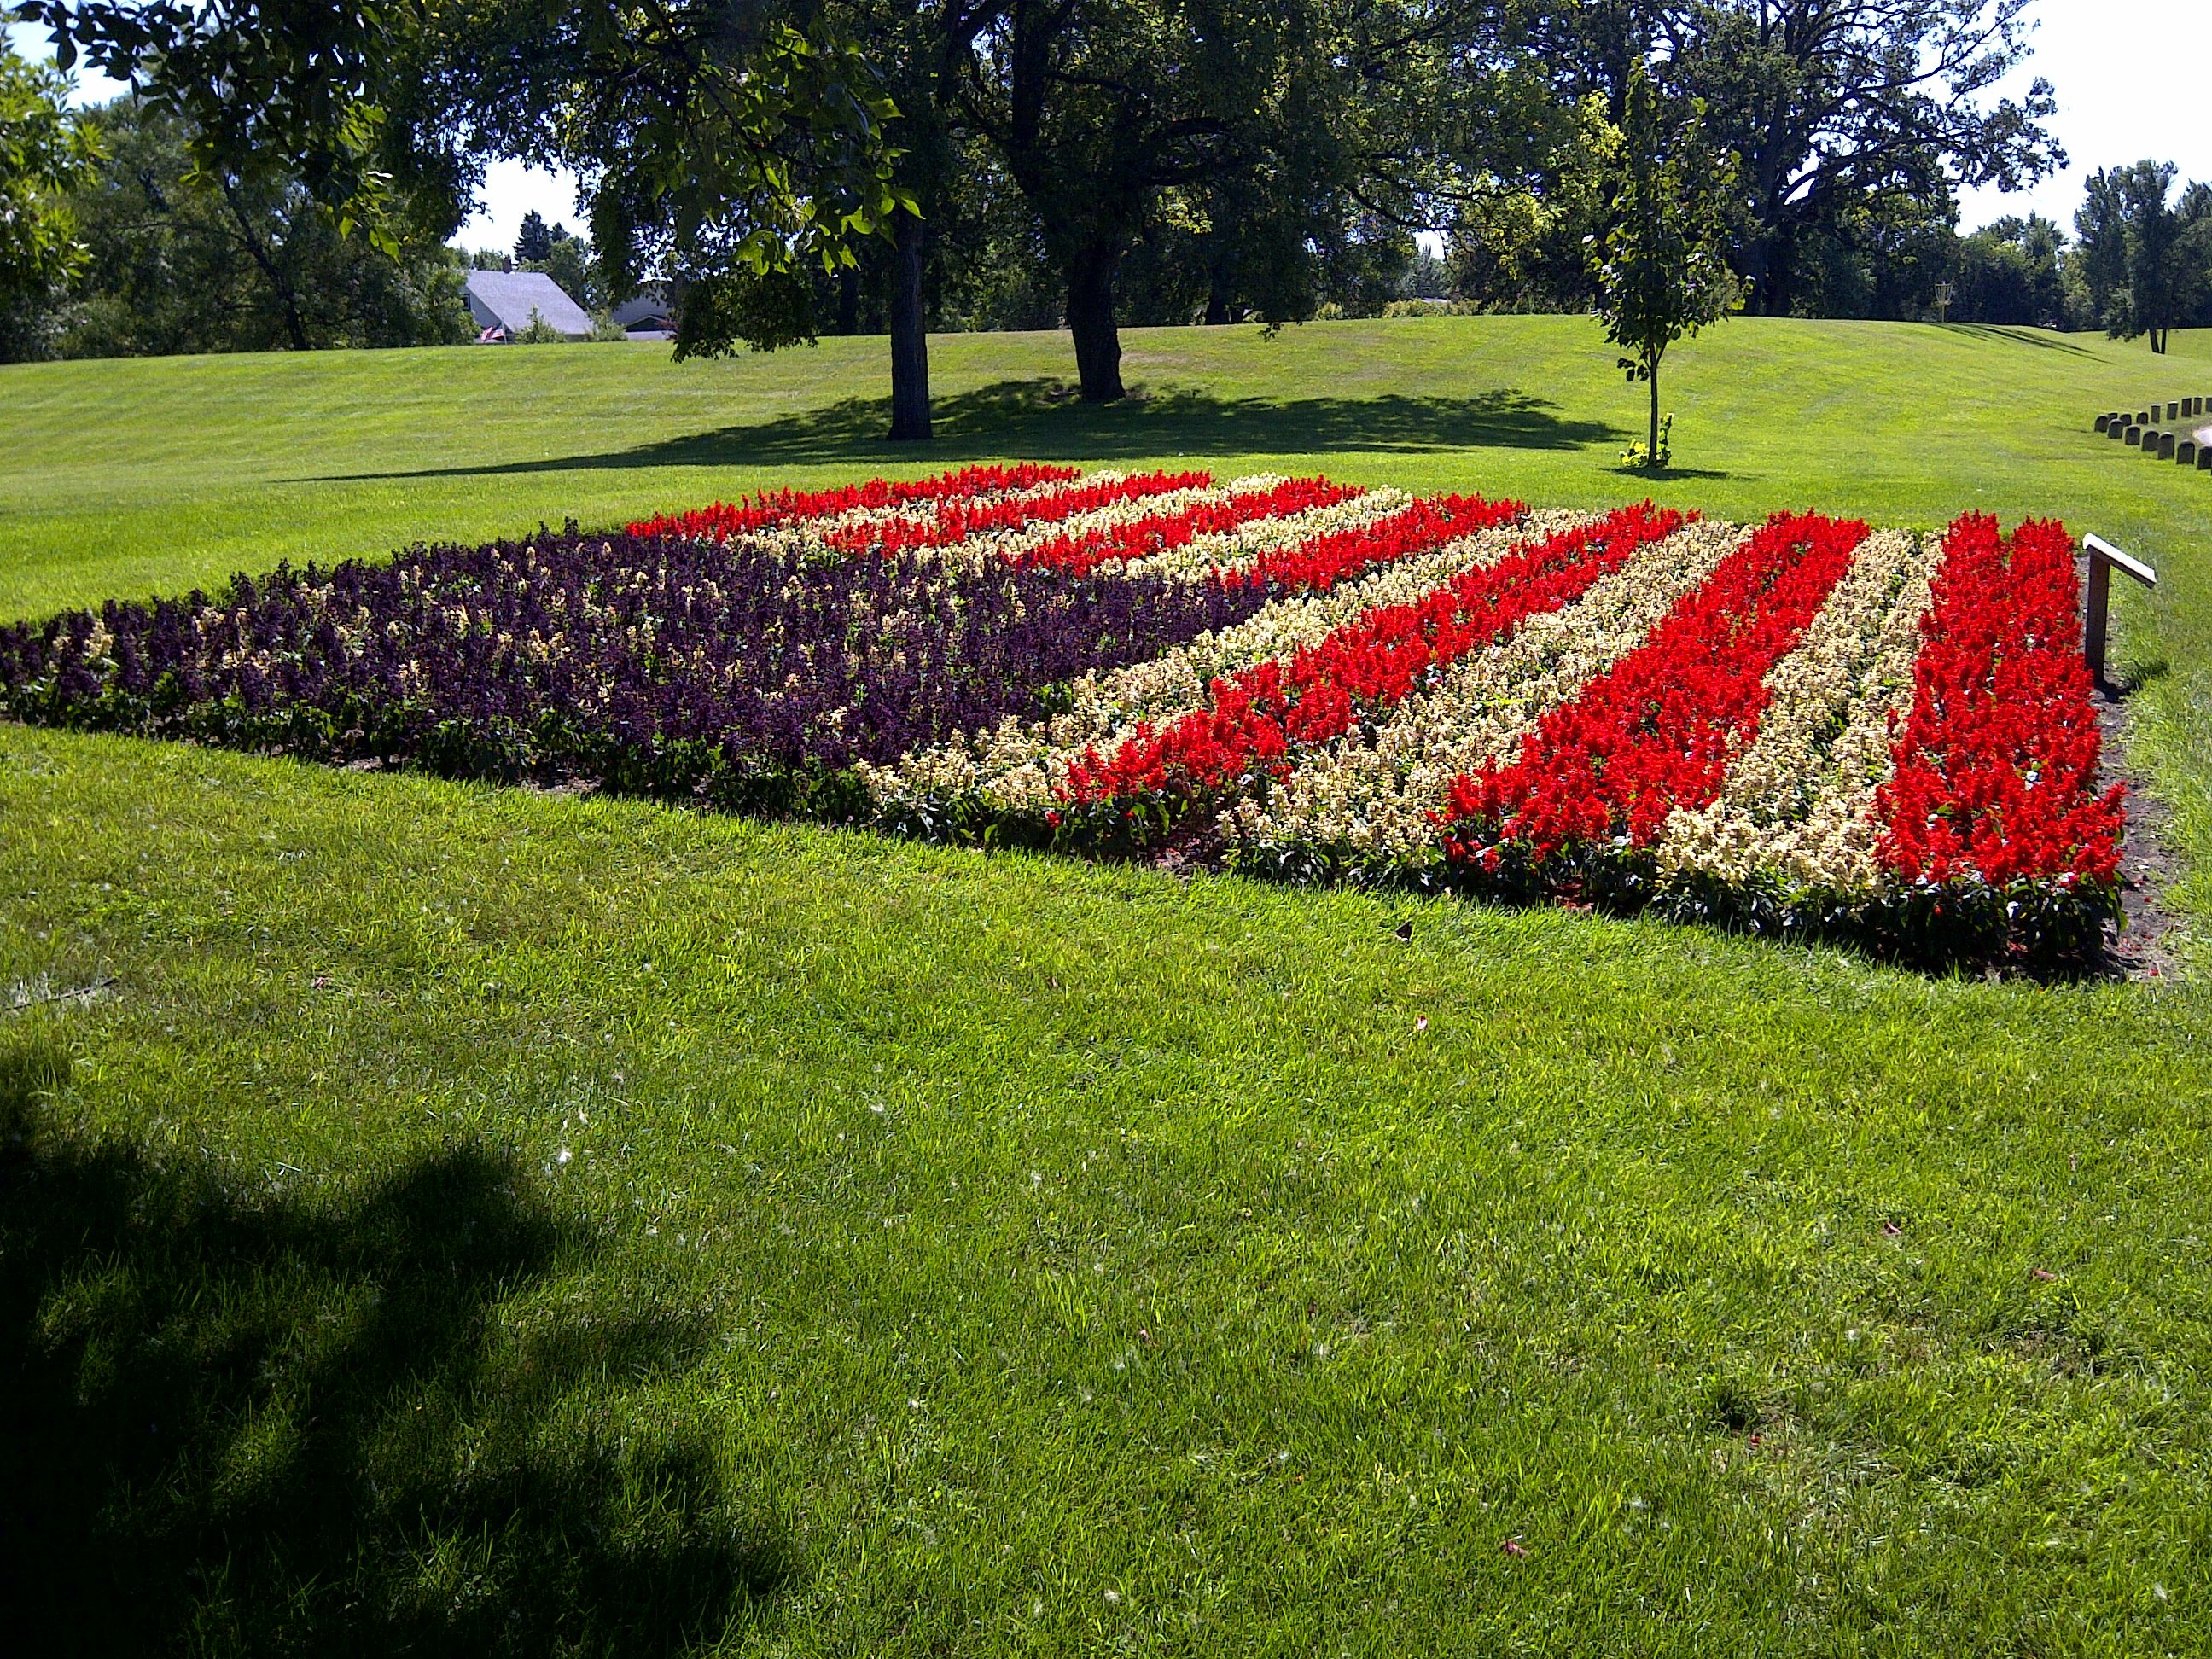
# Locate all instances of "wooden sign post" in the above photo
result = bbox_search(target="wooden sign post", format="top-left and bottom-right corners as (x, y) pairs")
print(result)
(2082, 533), (2158, 683)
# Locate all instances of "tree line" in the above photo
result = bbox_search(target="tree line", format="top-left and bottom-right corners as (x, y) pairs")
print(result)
(4, 2), (2210, 424)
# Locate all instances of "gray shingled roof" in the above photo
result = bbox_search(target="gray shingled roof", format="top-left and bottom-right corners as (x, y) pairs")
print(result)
(463, 270), (595, 338)
(611, 283), (674, 329)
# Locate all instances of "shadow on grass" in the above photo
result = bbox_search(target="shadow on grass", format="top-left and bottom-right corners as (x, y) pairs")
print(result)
(301, 377), (1622, 482)
(1936, 323), (2098, 358)
(1604, 463), (1734, 482)
(0, 1031), (783, 1658)
(2102, 652), (2172, 701)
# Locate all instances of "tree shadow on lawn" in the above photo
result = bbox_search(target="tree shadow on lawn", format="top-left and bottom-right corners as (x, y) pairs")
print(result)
(0, 1031), (785, 1659)
(304, 377), (1624, 482)
(1935, 323), (2098, 358)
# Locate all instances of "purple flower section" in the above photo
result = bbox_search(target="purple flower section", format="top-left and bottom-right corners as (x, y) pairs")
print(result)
(0, 529), (1267, 806)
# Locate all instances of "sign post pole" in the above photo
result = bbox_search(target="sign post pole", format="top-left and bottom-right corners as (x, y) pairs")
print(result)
(2081, 533), (2158, 684)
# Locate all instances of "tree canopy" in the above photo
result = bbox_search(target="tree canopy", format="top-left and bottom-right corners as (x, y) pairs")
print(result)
(2073, 163), (2212, 355)
(19, 0), (2212, 405)
(0, 39), (100, 358)
(53, 96), (474, 357)
(1653, 0), (2062, 316)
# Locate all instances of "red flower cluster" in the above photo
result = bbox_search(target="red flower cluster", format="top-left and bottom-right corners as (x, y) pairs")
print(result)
(1062, 503), (1685, 806)
(1441, 511), (1865, 860)
(1874, 515), (2122, 888)
(1016, 476), (1364, 575)
(623, 463), (1077, 542)
(825, 469), (1210, 555)
(1224, 493), (1525, 591)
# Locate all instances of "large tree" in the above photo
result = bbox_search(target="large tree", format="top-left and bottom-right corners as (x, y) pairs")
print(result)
(2072, 162), (2212, 354)
(0, 39), (100, 360)
(824, 0), (1004, 440)
(55, 96), (475, 357)
(951, 0), (1484, 402)
(1650, 0), (2063, 315)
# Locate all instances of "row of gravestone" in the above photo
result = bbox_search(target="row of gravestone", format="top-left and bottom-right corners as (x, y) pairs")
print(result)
(2094, 398), (2212, 470)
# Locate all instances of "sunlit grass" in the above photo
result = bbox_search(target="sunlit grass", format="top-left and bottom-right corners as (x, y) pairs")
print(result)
(4, 317), (2212, 1651)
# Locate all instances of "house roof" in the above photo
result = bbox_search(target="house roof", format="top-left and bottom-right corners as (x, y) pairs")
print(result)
(611, 284), (674, 329)
(463, 271), (595, 338)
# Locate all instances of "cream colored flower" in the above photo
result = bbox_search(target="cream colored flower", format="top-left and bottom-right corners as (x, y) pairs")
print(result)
(1235, 518), (1749, 858)
(866, 510), (1592, 815)
(1656, 528), (1939, 895)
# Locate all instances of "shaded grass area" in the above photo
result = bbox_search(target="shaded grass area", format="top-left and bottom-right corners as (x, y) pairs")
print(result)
(0, 1045), (782, 1656)
(7, 317), (2212, 1649)
(296, 381), (1621, 481)
(5, 725), (2212, 1654)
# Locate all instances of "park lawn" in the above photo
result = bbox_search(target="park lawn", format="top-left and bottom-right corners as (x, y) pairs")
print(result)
(5, 315), (2212, 1653)
(7, 315), (2212, 933)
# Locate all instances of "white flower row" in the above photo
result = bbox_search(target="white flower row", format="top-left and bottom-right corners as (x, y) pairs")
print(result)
(864, 509), (1587, 815)
(725, 468), (1209, 559)
(1233, 518), (1751, 859)
(1655, 527), (1940, 895)
(649, 469), (1117, 557)
(1129, 486), (1411, 584)
(789, 474), (1280, 571)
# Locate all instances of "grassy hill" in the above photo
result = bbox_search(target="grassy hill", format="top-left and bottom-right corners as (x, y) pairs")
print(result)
(6, 316), (2210, 612)
(5, 317), (2212, 1654)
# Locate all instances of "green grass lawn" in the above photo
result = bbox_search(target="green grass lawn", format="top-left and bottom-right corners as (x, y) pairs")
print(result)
(6, 316), (2212, 1654)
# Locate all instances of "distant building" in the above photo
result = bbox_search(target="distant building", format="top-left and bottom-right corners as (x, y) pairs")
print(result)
(611, 282), (677, 341)
(463, 271), (594, 341)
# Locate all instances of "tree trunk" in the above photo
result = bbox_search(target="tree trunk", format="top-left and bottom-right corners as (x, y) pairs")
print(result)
(222, 181), (310, 352)
(1739, 234), (1773, 317)
(887, 208), (932, 443)
(1648, 358), (1662, 468)
(1204, 247), (1236, 325)
(1066, 245), (1125, 402)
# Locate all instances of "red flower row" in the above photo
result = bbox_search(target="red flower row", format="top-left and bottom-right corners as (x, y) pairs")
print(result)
(1061, 502), (1686, 806)
(824, 469), (1211, 556)
(623, 463), (1078, 543)
(1441, 511), (1866, 862)
(1015, 476), (1365, 575)
(1223, 492), (1525, 591)
(1874, 515), (2122, 888)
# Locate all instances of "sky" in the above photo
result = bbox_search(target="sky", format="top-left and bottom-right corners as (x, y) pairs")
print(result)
(1953, 0), (2212, 231)
(11, 2), (2212, 249)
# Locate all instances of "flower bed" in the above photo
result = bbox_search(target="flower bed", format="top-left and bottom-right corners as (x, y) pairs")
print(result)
(0, 466), (2124, 967)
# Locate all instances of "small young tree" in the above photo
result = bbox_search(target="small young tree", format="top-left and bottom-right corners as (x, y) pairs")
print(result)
(1587, 61), (1738, 469)
(509, 305), (568, 344)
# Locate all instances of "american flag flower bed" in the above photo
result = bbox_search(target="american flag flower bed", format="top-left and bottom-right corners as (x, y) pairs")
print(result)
(0, 464), (2123, 968)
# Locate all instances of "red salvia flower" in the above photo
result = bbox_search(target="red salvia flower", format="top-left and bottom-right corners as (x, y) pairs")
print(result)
(1440, 511), (1866, 861)
(1873, 515), (2122, 888)
(1061, 502), (1685, 807)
